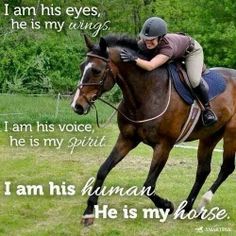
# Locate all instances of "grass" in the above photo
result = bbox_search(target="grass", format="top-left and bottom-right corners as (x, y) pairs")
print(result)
(0, 125), (235, 236)
(0, 94), (116, 127)
(0, 95), (235, 235)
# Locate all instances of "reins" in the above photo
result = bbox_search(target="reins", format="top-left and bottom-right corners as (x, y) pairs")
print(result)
(97, 78), (172, 124)
(82, 52), (172, 126)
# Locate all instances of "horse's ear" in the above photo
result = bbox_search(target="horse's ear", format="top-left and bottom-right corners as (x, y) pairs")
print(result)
(99, 37), (107, 53)
(83, 34), (94, 50)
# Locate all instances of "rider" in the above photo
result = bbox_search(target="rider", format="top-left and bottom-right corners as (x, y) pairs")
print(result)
(120, 16), (217, 127)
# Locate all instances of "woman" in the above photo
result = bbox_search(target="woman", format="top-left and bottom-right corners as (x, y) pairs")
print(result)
(120, 17), (217, 127)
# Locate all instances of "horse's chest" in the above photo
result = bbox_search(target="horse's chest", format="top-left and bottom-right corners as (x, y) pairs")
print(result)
(120, 122), (159, 144)
(137, 126), (159, 144)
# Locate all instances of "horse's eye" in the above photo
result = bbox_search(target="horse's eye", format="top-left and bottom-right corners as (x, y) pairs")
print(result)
(92, 67), (101, 75)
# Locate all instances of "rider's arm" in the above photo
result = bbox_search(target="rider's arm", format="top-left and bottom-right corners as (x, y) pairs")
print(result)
(135, 54), (170, 71)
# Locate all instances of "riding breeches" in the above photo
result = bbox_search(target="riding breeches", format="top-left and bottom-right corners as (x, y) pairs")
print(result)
(185, 40), (204, 88)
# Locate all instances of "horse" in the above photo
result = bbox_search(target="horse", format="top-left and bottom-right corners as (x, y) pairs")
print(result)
(71, 34), (236, 226)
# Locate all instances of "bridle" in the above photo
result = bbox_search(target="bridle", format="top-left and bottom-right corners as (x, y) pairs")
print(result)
(77, 52), (172, 125)
(77, 52), (115, 103)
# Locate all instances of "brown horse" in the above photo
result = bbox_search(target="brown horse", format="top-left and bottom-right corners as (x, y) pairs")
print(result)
(71, 34), (236, 225)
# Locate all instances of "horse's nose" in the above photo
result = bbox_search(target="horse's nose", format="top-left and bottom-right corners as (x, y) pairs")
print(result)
(72, 103), (84, 115)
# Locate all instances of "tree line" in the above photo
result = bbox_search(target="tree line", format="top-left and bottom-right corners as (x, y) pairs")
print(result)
(0, 0), (235, 96)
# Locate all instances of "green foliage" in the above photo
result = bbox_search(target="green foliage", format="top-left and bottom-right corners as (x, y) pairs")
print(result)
(191, 0), (236, 68)
(104, 85), (122, 103)
(0, 0), (235, 97)
(0, 30), (84, 94)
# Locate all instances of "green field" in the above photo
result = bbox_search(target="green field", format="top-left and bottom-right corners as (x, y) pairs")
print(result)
(0, 95), (235, 236)
(0, 94), (116, 126)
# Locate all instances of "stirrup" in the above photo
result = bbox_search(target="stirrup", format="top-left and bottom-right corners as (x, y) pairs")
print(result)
(201, 108), (218, 127)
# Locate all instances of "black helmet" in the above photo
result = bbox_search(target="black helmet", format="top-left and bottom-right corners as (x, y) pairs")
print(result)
(139, 17), (167, 40)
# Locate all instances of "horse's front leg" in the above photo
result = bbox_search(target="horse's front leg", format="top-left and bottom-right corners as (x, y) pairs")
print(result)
(144, 140), (174, 213)
(81, 133), (139, 226)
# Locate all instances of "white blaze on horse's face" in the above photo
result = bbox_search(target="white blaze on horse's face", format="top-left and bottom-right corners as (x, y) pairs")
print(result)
(71, 62), (93, 109)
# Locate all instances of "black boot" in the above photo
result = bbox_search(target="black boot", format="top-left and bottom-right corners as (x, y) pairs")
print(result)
(193, 81), (218, 127)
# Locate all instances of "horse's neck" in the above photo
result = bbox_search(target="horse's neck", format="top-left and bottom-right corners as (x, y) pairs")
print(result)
(116, 71), (138, 110)
(116, 61), (169, 115)
(109, 47), (169, 114)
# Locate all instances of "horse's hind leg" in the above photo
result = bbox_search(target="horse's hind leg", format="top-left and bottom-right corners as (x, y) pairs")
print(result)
(197, 116), (236, 211)
(183, 130), (224, 212)
(81, 133), (139, 226)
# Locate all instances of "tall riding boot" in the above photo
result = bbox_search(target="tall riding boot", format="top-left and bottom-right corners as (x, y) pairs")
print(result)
(193, 81), (218, 127)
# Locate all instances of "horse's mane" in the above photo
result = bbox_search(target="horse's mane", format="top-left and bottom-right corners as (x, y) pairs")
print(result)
(101, 34), (153, 60)
(103, 34), (139, 52)
(91, 34), (150, 59)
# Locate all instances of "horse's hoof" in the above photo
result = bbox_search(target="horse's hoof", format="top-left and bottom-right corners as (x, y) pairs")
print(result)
(166, 200), (175, 214)
(81, 214), (95, 226)
(156, 199), (175, 214)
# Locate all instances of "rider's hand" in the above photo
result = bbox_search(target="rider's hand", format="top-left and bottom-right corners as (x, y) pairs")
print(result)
(120, 49), (138, 63)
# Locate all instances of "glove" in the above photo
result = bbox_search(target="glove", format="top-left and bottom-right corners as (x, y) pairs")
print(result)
(120, 49), (138, 62)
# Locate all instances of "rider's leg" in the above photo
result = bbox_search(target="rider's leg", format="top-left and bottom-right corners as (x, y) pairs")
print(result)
(185, 40), (217, 127)
(193, 81), (218, 126)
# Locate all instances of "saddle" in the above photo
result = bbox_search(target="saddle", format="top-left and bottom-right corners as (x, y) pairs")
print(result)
(167, 62), (226, 143)
(168, 63), (226, 105)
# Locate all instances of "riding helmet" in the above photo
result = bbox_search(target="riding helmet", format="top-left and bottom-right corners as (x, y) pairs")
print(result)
(139, 17), (167, 40)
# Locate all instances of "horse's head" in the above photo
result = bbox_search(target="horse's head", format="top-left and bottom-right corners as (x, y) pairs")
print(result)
(71, 35), (117, 115)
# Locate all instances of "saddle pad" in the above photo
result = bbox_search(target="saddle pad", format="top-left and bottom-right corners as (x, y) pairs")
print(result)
(167, 63), (226, 105)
